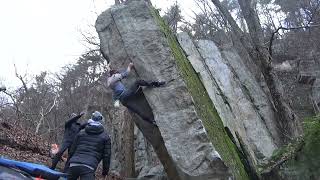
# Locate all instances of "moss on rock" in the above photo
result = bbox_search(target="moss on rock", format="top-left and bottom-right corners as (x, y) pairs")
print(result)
(150, 8), (249, 180)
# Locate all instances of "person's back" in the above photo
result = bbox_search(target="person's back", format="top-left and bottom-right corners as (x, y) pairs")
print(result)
(67, 111), (111, 180)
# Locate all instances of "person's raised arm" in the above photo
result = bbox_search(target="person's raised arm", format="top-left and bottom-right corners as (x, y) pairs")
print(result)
(119, 62), (134, 78)
(107, 63), (134, 87)
(64, 112), (85, 128)
(68, 134), (79, 160)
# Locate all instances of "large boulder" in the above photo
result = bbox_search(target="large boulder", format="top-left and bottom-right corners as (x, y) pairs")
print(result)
(95, 0), (231, 179)
(177, 33), (278, 167)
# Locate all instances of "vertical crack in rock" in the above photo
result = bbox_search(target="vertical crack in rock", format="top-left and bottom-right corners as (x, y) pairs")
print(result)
(177, 32), (281, 172)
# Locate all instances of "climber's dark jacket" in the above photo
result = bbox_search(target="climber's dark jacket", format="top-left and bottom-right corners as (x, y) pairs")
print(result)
(68, 124), (111, 175)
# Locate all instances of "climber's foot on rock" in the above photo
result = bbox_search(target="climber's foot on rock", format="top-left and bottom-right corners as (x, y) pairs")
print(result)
(151, 120), (158, 127)
(151, 81), (166, 87)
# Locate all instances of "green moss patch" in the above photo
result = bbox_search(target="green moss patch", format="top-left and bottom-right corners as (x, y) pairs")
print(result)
(260, 115), (320, 179)
(150, 8), (249, 180)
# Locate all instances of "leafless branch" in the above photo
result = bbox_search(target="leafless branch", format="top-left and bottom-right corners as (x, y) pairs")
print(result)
(36, 94), (58, 134)
(80, 30), (100, 47)
(14, 64), (28, 94)
(2, 91), (20, 115)
(306, 0), (320, 24)
(269, 24), (320, 56)
(44, 94), (58, 116)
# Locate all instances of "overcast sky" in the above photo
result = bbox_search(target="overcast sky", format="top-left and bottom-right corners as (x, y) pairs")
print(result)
(0, 0), (197, 88)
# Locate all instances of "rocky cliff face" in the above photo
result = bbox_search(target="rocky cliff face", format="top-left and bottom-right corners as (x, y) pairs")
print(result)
(92, 0), (317, 179)
(177, 33), (280, 168)
(95, 0), (231, 179)
(93, 0), (311, 179)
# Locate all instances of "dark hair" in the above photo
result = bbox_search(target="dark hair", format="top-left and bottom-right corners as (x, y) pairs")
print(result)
(109, 70), (119, 76)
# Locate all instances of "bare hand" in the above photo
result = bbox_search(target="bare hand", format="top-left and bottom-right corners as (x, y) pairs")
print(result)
(80, 111), (85, 116)
(128, 62), (134, 68)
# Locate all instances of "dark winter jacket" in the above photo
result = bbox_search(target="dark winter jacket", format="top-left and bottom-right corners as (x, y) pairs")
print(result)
(63, 114), (87, 145)
(68, 124), (111, 175)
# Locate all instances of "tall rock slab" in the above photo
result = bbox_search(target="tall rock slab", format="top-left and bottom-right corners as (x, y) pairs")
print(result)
(177, 33), (279, 169)
(96, 0), (234, 179)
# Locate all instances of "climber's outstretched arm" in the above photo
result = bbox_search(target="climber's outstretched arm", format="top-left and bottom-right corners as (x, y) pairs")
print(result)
(119, 62), (134, 78)
(126, 62), (134, 74)
(107, 62), (134, 87)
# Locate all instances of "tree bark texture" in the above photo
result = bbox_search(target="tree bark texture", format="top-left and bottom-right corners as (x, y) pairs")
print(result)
(210, 0), (262, 80)
(122, 110), (135, 177)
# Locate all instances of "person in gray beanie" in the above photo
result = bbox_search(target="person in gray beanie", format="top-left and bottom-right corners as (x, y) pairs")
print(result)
(67, 111), (111, 180)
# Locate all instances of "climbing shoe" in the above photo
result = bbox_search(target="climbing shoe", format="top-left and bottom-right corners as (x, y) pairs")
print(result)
(114, 100), (120, 108)
(151, 81), (166, 87)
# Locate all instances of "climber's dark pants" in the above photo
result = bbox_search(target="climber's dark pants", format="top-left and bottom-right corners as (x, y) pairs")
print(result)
(122, 80), (151, 98)
(51, 142), (71, 170)
(120, 80), (155, 124)
(67, 166), (95, 180)
(63, 157), (71, 172)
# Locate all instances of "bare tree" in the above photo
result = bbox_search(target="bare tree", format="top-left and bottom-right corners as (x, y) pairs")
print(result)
(163, 2), (182, 33)
(35, 94), (58, 134)
(237, 0), (302, 141)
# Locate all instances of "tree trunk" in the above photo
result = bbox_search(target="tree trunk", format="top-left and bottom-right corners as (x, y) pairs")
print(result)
(210, 0), (257, 54)
(36, 108), (44, 134)
(210, 0), (264, 80)
(210, 0), (245, 39)
(237, 0), (302, 142)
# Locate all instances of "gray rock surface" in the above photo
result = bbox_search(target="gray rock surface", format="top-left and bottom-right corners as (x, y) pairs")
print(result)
(96, 0), (230, 179)
(134, 125), (166, 179)
(177, 32), (279, 165)
(219, 45), (281, 147)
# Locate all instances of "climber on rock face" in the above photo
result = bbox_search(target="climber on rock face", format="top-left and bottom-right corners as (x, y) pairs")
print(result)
(50, 112), (87, 171)
(107, 62), (165, 125)
(67, 111), (111, 180)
